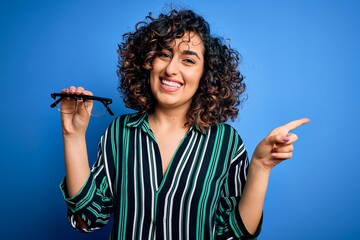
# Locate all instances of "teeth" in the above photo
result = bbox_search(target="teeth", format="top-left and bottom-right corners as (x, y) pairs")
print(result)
(161, 79), (181, 88)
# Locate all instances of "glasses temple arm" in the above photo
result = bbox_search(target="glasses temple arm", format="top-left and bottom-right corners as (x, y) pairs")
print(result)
(50, 97), (63, 108)
(107, 107), (115, 116)
(99, 101), (115, 116)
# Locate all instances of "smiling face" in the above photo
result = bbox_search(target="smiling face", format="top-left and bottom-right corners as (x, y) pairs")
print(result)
(149, 32), (205, 112)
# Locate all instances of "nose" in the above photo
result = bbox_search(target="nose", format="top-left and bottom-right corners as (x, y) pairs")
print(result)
(164, 57), (179, 76)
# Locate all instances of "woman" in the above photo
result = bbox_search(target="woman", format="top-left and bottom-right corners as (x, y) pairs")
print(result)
(59, 9), (309, 239)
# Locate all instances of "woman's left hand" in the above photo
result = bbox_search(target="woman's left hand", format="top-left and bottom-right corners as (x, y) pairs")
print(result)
(252, 118), (310, 171)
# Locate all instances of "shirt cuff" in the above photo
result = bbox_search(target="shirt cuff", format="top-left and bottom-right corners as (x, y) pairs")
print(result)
(235, 209), (263, 239)
(59, 173), (95, 213)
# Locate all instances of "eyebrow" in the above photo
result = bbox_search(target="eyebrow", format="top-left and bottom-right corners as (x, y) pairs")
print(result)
(182, 50), (201, 60)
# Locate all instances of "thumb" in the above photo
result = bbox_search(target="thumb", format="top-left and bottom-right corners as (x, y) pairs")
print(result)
(265, 133), (291, 146)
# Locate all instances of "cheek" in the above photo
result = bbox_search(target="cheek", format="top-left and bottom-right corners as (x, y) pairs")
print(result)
(149, 74), (157, 94)
(188, 68), (203, 85)
(149, 67), (159, 83)
(151, 58), (163, 72)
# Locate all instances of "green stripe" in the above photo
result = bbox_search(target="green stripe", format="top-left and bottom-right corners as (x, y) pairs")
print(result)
(197, 124), (224, 239)
(119, 115), (129, 238)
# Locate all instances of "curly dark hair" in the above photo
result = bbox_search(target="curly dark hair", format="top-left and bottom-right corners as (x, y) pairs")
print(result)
(117, 9), (246, 132)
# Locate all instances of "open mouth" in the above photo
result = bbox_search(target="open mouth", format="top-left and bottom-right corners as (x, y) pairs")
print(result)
(161, 79), (183, 89)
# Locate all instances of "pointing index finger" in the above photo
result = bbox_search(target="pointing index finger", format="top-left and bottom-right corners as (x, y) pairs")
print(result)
(281, 118), (310, 132)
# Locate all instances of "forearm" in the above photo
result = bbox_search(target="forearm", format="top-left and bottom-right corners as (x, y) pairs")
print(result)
(238, 159), (270, 234)
(63, 134), (91, 197)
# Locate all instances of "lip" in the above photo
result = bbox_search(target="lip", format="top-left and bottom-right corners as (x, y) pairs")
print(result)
(160, 77), (183, 92)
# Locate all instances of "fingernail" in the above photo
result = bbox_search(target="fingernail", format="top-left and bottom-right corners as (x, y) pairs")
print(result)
(282, 136), (290, 141)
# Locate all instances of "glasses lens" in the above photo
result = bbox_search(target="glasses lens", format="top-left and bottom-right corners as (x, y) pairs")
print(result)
(56, 97), (77, 114)
(84, 100), (107, 117)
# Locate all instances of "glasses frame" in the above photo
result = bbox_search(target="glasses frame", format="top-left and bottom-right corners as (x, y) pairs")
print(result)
(50, 93), (115, 116)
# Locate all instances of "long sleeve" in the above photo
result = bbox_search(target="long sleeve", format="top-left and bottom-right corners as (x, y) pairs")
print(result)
(214, 131), (262, 239)
(60, 128), (116, 232)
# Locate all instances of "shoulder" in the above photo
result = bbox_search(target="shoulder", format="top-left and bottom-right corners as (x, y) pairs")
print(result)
(205, 123), (247, 163)
(109, 112), (143, 125)
(209, 123), (243, 141)
(203, 123), (245, 151)
(104, 112), (143, 134)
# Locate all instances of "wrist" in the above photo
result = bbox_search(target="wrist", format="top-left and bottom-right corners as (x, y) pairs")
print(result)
(249, 158), (272, 176)
(62, 132), (86, 141)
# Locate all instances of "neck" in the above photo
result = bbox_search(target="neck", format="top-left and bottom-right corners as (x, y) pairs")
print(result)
(149, 105), (189, 130)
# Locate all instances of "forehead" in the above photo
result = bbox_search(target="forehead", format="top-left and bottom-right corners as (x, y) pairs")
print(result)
(169, 32), (204, 54)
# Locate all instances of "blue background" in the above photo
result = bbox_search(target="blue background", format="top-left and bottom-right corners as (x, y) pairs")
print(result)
(1, 0), (359, 239)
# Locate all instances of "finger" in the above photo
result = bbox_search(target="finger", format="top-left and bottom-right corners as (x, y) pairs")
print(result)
(268, 134), (290, 146)
(69, 86), (77, 93)
(270, 152), (293, 160)
(77, 89), (93, 114)
(64, 86), (89, 95)
(274, 133), (298, 145)
(281, 118), (310, 132)
(83, 90), (93, 96)
(61, 88), (69, 93)
(272, 144), (294, 153)
(287, 133), (298, 144)
(75, 86), (85, 94)
(69, 86), (86, 95)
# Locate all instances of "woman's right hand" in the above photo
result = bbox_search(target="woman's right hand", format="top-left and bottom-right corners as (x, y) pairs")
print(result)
(60, 86), (93, 197)
(60, 86), (93, 136)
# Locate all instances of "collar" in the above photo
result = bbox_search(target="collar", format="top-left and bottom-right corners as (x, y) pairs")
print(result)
(126, 112), (205, 134)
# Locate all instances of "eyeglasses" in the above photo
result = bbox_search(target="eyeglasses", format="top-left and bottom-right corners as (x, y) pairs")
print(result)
(50, 93), (114, 117)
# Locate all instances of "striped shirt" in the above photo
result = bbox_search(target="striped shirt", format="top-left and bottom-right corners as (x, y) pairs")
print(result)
(60, 112), (261, 239)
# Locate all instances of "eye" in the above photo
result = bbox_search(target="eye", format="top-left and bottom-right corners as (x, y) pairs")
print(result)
(183, 58), (196, 65)
(158, 51), (171, 59)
